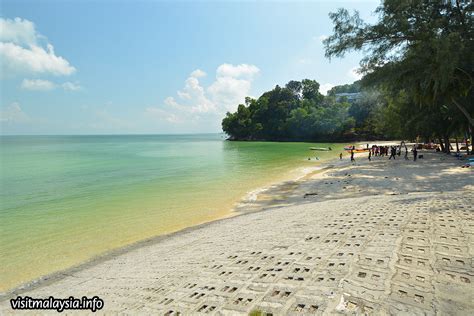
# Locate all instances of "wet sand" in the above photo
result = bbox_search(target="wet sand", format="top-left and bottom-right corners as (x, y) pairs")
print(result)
(1, 151), (473, 315)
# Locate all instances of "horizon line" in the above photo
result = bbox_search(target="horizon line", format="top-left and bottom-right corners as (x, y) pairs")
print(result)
(0, 132), (226, 137)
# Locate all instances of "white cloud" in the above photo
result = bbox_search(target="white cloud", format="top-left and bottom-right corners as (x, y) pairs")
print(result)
(21, 78), (56, 91)
(0, 17), (37, 46)
(20, 78), (82, 91)
(148, 63), (259, 126)
(0, 17), (75, 77)
(164, 96), (180, 108)
(177, 91), (191, 100)
(0, 102), (29, 123)
(319, 83), (335, 95)
(162, 96), (191, 113)
(190, 69), (206, 78)
(208, 63), (259, 111)
(62, 81), (82, 91)
(216, 63), (259, 79)
(207, 76), (252, 111)
(178, 76), (216, 113)
(348, 67), (362, 80)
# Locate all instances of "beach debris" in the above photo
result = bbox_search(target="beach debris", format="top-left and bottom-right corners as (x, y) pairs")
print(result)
(335, 293), (354, 312)
(304, 192), (318, 198)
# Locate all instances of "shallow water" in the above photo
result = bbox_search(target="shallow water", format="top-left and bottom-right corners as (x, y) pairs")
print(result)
(0, 134), (344, 291)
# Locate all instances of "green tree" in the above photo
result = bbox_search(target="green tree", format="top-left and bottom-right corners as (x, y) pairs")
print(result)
(328, 81), (361, 95)
(222, 79), (356, 141)
(324, 0), (474, 150)
(302, 79), (323, 102)
(285, 80), (303, 99)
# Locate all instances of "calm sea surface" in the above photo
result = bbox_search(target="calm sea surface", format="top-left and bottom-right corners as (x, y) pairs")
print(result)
(0, 134), (343, 291)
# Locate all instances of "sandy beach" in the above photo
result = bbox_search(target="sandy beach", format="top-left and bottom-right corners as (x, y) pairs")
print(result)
(1, 150), (473, 315)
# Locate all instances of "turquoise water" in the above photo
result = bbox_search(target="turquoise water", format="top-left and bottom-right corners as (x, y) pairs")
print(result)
(0, 134), (343, 291)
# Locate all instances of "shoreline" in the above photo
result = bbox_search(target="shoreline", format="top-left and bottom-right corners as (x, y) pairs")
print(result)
(0, 206), (262, 300)
(0, 142), (399, 295)
(1, 150), (472, 314)
(0, 148), (344, 298)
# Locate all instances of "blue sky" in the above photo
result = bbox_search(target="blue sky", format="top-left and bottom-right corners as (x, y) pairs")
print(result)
(1, 0), (379, 135)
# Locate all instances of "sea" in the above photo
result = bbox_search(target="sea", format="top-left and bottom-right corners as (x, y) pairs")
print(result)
(0, 134), (344, 292)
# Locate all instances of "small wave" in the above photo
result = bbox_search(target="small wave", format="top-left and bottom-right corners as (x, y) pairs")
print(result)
(242, 186), (270, 203)
(294, 166), (324, 180)
(236, 159), (335, 210)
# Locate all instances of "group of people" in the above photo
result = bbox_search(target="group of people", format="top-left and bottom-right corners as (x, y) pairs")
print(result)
(370, 145), (392, 157)
(344, 143), (419, 163)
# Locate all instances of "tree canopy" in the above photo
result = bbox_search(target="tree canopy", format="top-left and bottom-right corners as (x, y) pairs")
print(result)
(223, 80), (346, 140)
(222, 1), (472, 150)
(222, 79), (388, 141)
(328, 81), (361, 95)
(324, 0), (473, 151)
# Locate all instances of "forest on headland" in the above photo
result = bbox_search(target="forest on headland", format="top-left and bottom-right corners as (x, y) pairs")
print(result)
(222, 0), (473, 153)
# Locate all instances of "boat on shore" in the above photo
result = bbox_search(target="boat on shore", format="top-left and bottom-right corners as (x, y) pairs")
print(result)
(310, 147), (332, 151)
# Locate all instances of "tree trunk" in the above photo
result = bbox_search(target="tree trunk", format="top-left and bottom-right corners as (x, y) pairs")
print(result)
(466, 130), (471, 155)
(466, 131), (474, 154)
(438, 137), (445, 152)
(443, 135), (451, 154)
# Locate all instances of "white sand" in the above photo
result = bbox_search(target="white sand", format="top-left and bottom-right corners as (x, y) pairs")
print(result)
(1, 151), (473, 315)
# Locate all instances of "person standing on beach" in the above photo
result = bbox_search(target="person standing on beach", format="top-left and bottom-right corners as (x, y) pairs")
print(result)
(339, 153), (343, 160)
(413, 145), (418, 161)
(389, 146), (396, 160)
(350, 148), (355, 162)
(404, 145), (409, 160)
(368, 150), (372, 161)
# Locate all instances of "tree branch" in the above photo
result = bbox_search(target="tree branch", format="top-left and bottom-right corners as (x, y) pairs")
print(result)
(452, 97), (474, 127)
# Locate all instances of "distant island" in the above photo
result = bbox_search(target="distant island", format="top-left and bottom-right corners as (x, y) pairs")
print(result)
(222, 79), (383, 142)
